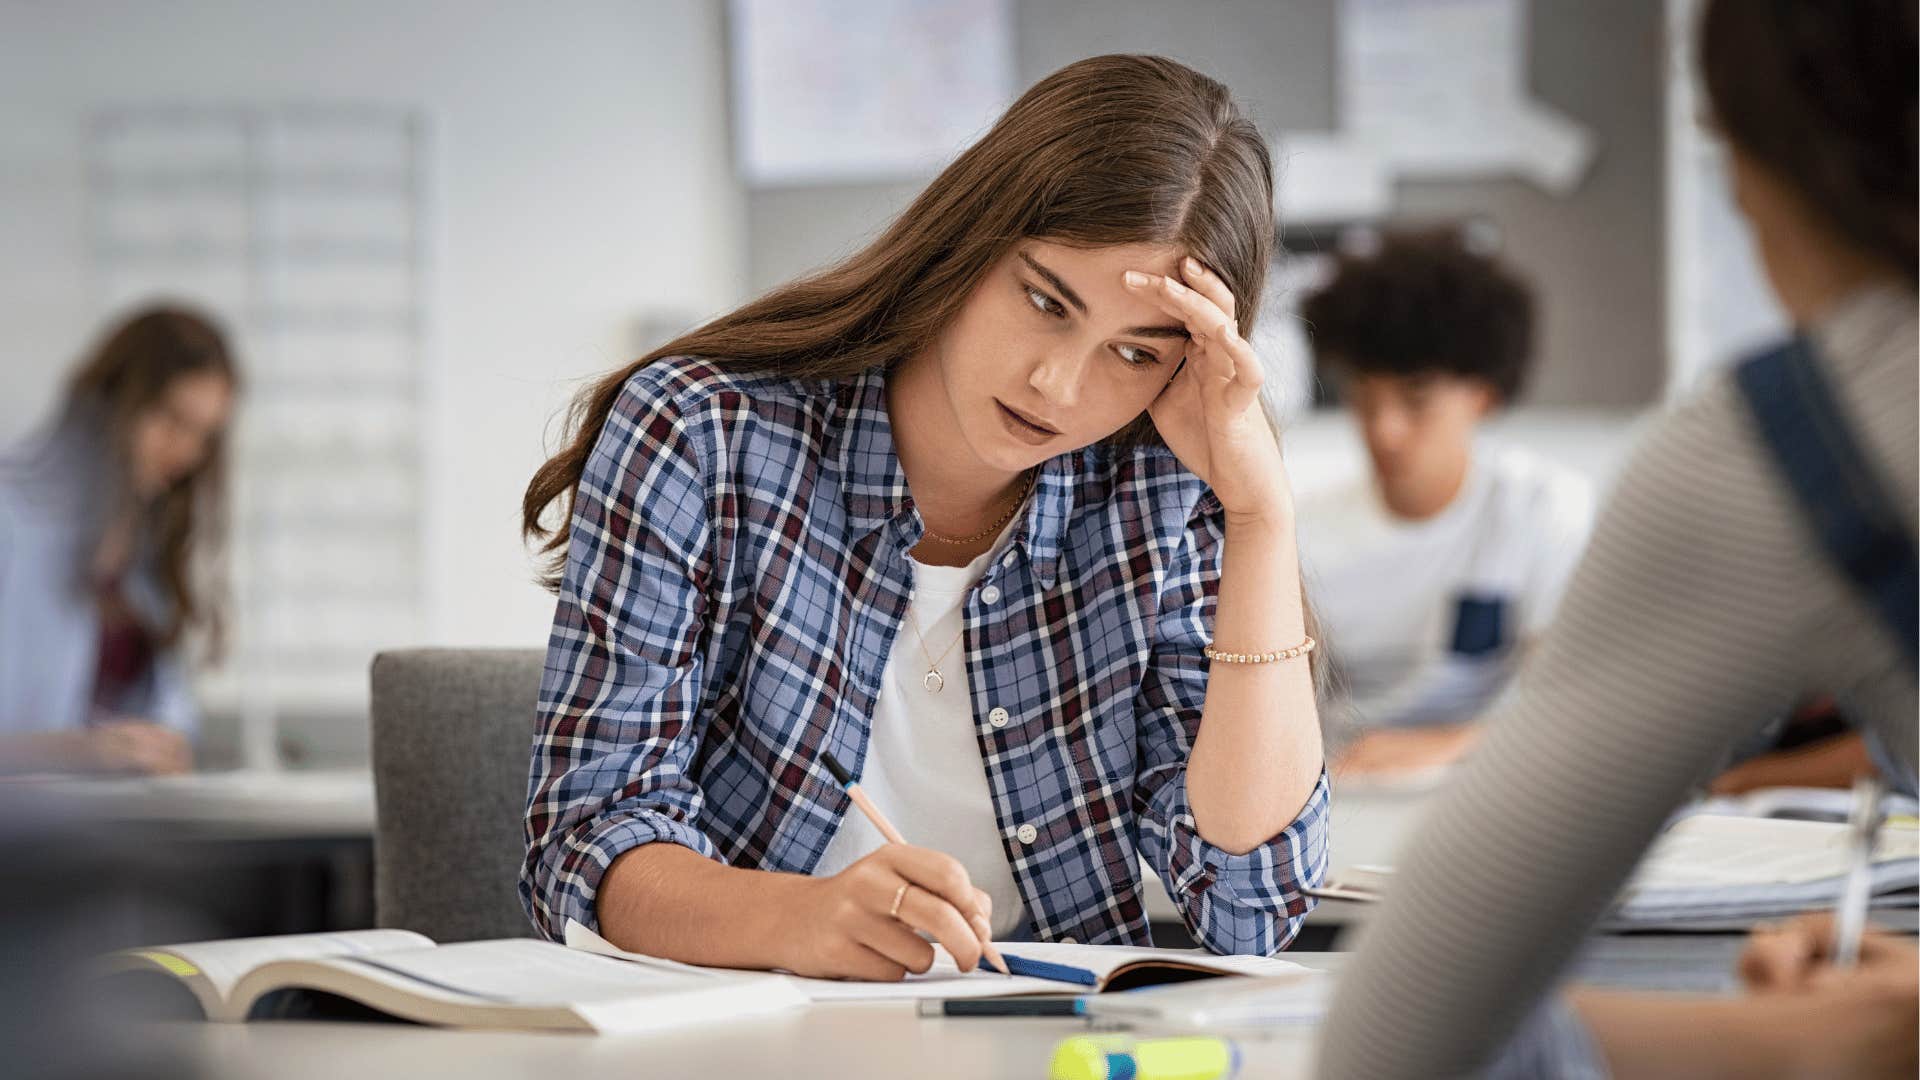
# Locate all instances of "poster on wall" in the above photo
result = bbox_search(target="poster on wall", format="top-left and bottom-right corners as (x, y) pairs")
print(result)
(730, 0), (1015, 187)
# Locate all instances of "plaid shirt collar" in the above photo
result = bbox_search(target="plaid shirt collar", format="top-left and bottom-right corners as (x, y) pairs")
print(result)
(828, 366), (1080, 590)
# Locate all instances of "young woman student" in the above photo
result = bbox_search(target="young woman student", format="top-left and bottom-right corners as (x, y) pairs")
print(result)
(1320, 2), (1917, 1076)
(520, 55), (1328, 978)
(0, 306), (238, 775)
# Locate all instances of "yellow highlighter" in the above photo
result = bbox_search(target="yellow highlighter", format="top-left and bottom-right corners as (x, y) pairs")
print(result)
(1049, 1034), (1240, 1080)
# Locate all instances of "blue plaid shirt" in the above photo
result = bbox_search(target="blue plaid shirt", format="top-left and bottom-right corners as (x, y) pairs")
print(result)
(522, 356), (1329, 954)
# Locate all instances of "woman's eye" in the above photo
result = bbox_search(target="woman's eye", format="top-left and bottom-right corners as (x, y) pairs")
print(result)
(1115, 345), (1160, 368)
(1024, 285), (1066, 318)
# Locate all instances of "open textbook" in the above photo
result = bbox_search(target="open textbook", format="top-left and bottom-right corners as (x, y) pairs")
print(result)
(1306, 813), (1920, 930)
(100, 929), (806, 1034)
(102, 922), (1318, 1033)
(563, 920), (1312, 1002)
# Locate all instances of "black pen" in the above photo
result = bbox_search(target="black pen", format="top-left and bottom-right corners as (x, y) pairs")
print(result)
(917, 997), (1087, 1018)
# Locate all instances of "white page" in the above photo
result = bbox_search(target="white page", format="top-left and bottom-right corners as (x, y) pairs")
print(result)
(137, 929), (432, 1000)
(333, 939), (785, 1007)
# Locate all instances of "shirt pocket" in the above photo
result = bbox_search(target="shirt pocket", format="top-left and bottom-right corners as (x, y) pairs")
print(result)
(1448, 593), (1509, 658)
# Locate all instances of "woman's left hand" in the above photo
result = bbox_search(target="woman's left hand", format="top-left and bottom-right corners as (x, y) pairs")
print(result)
(1126, 257), (1292, 526)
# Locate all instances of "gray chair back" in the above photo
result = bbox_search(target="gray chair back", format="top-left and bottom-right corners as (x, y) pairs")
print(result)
(370, 648), (544, 942)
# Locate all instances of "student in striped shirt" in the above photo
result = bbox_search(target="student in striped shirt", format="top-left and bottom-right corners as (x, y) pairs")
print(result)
(518, 55), (1329, 981)
(1320, 2), (1917, 1076)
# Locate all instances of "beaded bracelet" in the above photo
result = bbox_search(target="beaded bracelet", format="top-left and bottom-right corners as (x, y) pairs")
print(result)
(1202, 635), (1317, 664)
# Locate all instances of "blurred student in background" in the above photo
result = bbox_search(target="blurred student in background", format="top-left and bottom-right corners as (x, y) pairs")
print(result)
(0, 306), (238, 776)
(1320, 0), (1916, 1075)
(1296, 232), (1593, 778)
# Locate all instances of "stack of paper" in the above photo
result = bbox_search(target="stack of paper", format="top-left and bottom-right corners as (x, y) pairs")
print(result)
(1309, 814), (1920, 931)
(1605, 814), (1920, 930)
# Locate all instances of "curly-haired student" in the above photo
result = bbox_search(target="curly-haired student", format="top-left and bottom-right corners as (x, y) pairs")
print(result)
(1297, 231), (1594, 778)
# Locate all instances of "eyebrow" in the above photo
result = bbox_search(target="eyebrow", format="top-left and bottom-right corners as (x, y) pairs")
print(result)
(1018, 251), (1190, 340)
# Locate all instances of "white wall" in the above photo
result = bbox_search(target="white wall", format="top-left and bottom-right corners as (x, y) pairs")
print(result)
(0, 1), (746, 660)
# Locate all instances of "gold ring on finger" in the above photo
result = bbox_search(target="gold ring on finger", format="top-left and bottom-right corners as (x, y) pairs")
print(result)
(889, 882), (911, 919)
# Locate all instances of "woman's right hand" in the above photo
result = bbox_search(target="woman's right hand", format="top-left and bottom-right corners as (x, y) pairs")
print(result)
(777, 844), (994, 981)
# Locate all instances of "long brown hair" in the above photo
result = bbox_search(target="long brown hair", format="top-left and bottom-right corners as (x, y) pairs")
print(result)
(523, 54), (1277, 589)
(1700, 0), (1917, 280)
(64, 305), (238, 654)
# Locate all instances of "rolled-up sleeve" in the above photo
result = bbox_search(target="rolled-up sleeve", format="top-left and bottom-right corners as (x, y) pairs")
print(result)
(1131, 501), (1330, 956)
(520, 371), (721, 941)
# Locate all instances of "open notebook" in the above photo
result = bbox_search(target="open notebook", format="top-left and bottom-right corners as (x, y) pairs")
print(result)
(1307, 813), (1920, 930)
(564, 920), (1311, 1001)
(100, 930), (806, 1034)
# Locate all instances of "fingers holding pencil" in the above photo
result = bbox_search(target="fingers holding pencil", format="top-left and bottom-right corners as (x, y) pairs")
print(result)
(822, 752), (1010, 975)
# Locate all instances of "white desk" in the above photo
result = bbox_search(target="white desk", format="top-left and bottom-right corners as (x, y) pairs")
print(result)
(20, 767), (375, 840)
(150, 958), (1348, 1080)
(154, 1006), (1316, 1080)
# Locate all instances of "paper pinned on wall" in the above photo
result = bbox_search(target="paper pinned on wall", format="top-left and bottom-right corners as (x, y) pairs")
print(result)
(730, 0), (1015, 187)
(1278, 0), (1598, 222)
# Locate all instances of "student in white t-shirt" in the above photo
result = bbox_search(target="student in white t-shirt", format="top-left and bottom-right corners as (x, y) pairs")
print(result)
(1295, 230), (1594, 778)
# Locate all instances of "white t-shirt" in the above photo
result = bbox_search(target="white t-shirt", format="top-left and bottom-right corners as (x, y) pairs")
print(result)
(813, 518), (1031, 940)
(1297, 444), (1595, 731)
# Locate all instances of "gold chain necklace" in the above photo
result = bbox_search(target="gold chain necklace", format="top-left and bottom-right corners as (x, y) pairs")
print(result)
(919, 468), (1036, 546)
(906, 614), (965, 693)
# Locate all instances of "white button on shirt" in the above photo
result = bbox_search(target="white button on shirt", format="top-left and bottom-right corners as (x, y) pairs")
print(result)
(988, 706), (1010, 728)
(979, 584), (1001, 604)
(1016, 823), (1038, 844)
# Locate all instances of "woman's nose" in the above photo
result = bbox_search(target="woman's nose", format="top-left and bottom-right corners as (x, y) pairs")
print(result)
(1028, 349), (1085, 407)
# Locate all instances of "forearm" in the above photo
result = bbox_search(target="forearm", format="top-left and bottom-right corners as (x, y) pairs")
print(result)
(1711, 733), (1872, 795)
(597, 843), (812, 970)
(1570, 990), (1814, 1079)
(1186, 513), (1324, 853)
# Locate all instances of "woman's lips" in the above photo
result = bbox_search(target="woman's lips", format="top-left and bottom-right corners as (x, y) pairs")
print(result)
(995, 399), (1059, 444)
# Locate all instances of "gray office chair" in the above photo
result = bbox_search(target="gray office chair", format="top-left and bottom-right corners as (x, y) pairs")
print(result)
(370, 648), (545, 942)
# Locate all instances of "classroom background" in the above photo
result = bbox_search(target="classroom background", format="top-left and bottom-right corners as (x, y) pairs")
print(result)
(4, 1), (1850, 1074)
(2, 0), (1774, 776)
